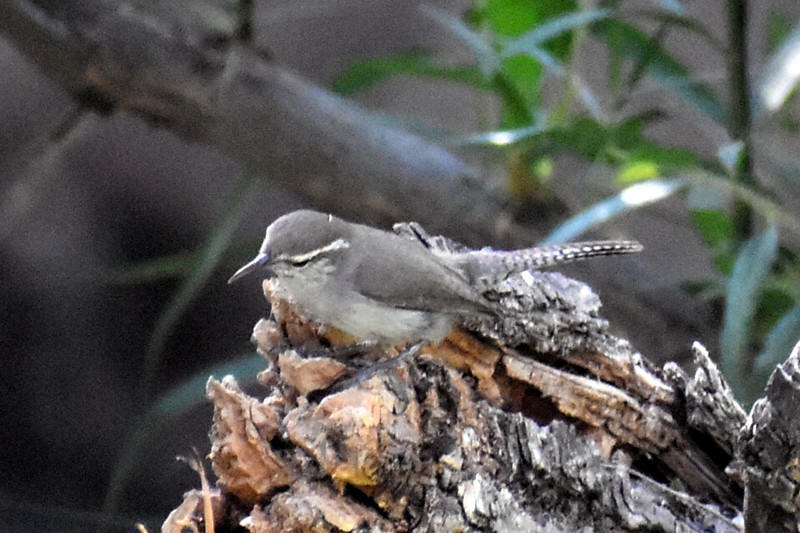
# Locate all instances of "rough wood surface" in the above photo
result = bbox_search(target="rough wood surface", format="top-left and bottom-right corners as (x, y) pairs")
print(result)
(729, 342), (800, 533)
(156, 216), (800, 531)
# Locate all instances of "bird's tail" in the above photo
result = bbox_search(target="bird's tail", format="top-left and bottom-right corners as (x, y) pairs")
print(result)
(454, 240), (643, 285)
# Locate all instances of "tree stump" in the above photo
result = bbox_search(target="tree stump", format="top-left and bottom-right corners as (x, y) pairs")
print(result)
(163, 227), (800, 532)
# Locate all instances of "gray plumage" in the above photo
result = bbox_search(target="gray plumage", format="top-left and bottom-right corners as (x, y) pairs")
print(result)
(454, 241), (643, 288)
(229, 210), (642, 343)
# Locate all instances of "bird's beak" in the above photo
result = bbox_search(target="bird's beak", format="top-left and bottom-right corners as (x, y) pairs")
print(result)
(228, 252), (269, 284)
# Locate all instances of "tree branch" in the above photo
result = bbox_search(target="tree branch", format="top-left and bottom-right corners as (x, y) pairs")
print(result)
(0, 0), (504, 241)
(0, 0), (714, 360)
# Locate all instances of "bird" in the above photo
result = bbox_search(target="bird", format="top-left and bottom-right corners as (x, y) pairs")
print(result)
(229, 210), (642, 345)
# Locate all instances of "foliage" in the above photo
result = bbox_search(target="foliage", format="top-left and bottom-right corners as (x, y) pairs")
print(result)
(333, 0), (800, 405)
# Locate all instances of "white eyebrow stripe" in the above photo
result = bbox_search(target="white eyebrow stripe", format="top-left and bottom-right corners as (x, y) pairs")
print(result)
(283, 238), (350, 263)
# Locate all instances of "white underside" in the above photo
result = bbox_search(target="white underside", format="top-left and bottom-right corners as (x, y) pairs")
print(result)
(273, 273), (455, 343)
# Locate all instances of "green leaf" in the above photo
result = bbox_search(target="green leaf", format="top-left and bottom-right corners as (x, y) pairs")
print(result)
(720, 226), (780, 399)
(593, 19), (726, 124)
(754, 288), (795, 338)
(693, 209), (734, 248)
(548, 116), (610, 158)
(768, 13), (793, 51)
(332, 53), (487, 96)
(485, 0), (540, 36)
(612, 114), (648, 145)
(755, 305), (800, 380)
(542, 178), (684, 244)
(546, 115), (661, 163)
(498, 55), (543, 125)
(490, 72), (535, 126)
(692, 209), (735, 274)
(486, 0), (584, 125)
(617, 160), (660, 183)
(625, 145), (698, 169)
(502, 8), (610, 56)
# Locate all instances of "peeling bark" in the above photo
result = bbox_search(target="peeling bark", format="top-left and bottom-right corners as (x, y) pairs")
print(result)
(730, 342), (800, 533)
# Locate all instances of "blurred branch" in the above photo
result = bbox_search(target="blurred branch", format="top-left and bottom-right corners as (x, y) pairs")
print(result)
(0, 0), (503, 243)
(0, 0), (715, 360)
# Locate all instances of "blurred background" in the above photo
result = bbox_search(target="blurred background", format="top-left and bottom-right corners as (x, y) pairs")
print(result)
(2, 0), (800, 530)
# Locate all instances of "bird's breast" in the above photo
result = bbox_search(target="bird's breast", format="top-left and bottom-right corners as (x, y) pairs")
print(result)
(273, 272), (456, 344)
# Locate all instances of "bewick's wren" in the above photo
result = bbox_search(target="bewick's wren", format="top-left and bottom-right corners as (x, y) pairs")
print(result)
(229, 210), (642, 344)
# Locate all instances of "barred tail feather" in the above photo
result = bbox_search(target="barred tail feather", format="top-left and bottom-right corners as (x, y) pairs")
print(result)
(510, 241), (643, 269)
(456, 240), (643, 285)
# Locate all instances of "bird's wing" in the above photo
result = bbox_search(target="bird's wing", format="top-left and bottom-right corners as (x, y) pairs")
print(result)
(348, 235), (493, 314)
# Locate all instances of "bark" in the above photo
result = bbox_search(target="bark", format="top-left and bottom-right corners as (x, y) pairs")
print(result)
(730, 342), (800, 532)
(158, 222), (800, 532)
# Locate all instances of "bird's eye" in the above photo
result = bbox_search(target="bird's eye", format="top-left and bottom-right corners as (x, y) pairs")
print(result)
(290, 258), (312, 267)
